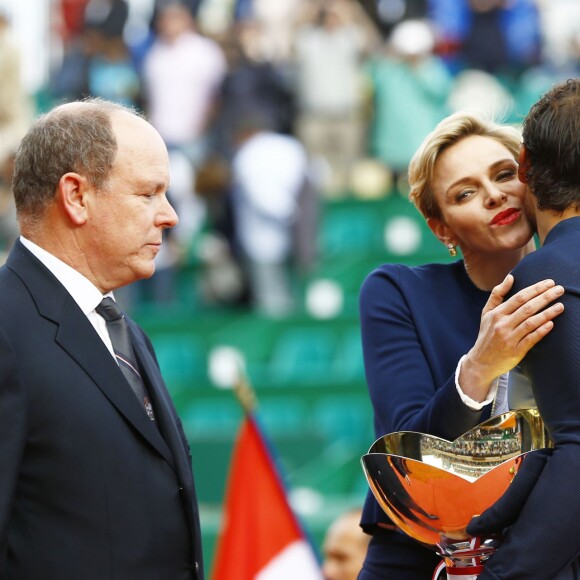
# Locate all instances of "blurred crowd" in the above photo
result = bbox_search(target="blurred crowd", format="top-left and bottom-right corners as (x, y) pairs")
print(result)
(1, 0), (580, 316)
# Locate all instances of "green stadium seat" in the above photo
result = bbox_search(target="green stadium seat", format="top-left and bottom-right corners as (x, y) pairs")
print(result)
(312, 395), (374, 449)
(256, 397), (311, 436)
(334, 326), (366, 383)
(179, 398), (242, 440)
(268, 327), (337, 386)
(382, 195), (452, 262)
(320, 206), (384, 256)
(151, 334), (207, 387)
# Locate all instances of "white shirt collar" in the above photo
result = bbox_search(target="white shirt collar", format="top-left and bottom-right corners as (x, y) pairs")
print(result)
(20, 236), (112, 314)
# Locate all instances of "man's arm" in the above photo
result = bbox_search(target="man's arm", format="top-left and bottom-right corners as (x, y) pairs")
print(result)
(476, 448), (580, 579)
(475, 276), (580, 579)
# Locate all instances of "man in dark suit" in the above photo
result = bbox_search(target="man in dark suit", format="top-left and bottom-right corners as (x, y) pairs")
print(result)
(468, 79), (580, 578)
(0, 98), (203, 579)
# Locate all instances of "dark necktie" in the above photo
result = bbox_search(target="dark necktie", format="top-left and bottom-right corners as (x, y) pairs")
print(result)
(96, 297), (155, 421)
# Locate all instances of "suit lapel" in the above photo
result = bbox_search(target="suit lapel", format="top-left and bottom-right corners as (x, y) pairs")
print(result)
(56, 308), (175, 468)
(6, 241), (175, 469)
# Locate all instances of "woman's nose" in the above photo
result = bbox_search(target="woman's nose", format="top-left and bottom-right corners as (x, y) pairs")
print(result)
(484, 185), (508, 208)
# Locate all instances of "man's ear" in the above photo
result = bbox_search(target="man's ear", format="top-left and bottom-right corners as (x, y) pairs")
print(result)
(58, 173), (89, 226)
(518, 145), (530, 184)
(427, 216), (454, 246)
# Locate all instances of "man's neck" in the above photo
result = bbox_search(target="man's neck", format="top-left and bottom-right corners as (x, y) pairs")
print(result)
(536, 207), (580, 245)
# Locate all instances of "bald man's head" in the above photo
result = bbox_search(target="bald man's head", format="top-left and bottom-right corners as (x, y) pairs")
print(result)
(322, 509), (369, 580)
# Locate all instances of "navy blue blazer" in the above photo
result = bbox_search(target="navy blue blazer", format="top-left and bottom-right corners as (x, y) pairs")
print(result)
(0, 240), (203, 580)
(477, 217), (580, 579)
(359, 260), (491, 574)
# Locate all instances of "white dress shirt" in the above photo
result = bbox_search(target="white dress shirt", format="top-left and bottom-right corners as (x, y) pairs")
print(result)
(20, 236), (116, 359)
(455, 354), (509, 414)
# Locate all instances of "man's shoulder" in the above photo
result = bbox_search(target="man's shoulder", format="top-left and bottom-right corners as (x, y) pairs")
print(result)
(511, 233), (579, 291)
(512, 246), (547, 270)
(511, 248), (551, 286)
(0, 264), (34, 330)
(514, 227), (579, 271)
(0, 258), (22, 291)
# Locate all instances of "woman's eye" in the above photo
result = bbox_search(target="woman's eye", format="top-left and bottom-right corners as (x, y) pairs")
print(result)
(455, 190), (473, 202)
(496, 169), (516, 181)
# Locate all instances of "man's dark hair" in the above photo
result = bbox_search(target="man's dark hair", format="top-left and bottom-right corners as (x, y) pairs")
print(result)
(522, 78), (580, 212)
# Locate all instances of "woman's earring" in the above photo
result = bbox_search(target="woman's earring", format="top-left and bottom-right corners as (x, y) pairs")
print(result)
(447, 243), (457, 257)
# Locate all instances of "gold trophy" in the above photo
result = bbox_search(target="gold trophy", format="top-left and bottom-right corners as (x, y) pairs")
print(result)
(361, 409), (551, 579)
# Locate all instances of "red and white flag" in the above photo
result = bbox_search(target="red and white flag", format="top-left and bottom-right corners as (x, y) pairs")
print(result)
(212, 414), (323, 580)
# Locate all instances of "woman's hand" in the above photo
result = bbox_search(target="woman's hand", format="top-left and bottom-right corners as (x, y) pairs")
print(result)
(459, 274), (564, 402)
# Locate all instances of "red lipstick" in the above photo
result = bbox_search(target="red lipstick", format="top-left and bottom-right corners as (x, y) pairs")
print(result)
(491, 208), (521, 226)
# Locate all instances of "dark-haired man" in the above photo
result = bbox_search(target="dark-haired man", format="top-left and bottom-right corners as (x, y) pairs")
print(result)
(470, 78), (580, 579)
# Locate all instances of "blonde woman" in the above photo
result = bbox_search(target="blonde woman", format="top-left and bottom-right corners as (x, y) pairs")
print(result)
(358, 111), (564, 579)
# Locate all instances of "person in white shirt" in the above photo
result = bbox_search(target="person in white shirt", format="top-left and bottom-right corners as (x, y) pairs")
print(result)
(231, 115), (311, 316)
(141, 3), (227, 300)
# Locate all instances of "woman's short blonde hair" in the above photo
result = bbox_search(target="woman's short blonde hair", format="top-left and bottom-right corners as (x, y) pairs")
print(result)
(408, 110), (522, 220)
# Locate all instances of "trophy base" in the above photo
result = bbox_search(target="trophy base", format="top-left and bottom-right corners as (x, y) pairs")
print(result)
(433, 560), (484, 579)
(432, 537), (495, 580)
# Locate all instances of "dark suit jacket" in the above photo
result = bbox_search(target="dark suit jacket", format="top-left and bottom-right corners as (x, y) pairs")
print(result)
(0, 240), (203, 580)
(477, 217), (580, 579)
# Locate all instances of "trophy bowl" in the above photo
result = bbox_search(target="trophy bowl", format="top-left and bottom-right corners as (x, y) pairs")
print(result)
(361, 409), (552, 576)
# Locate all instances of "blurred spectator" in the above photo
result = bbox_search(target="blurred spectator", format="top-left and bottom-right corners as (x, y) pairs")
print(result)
(59, 0), (92, 42)
(366, 19), (451, 185)
(293, 0), (379, 197)
(359, 0), (428, 38)
(461, 0), (511, 74)
(192, 155), (251, 308)
(250, 0), (305, 64)
(448, 69), (515, 121)
(0, 10), (24, 261)
(200, 24), (297, 285)
(210, 28), (295, 160)
(0, 153), (18, 264)
(51, 0), (130, 102)
(535, 0), (580, 68)
(491, 0), (541, 75)
(83, 0), (129, 37)
(195, 0), (237, 36)
(87, 34), (141, 107)
(142, 1), (226, 166)
(501, 0), (580, 121)
(50, 30), (91, 102)
(230, 114), (312, 317)
(0, 11), (32, 168)
(429, 0), (540, 77)
(322, 509), (370, 580)
(139, 1), (227, 304)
